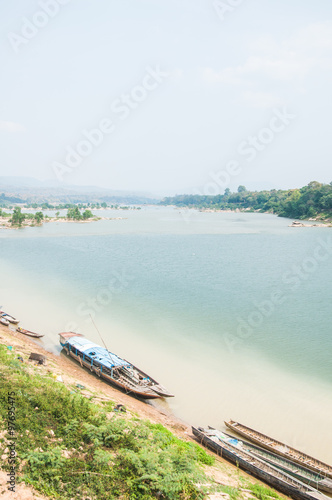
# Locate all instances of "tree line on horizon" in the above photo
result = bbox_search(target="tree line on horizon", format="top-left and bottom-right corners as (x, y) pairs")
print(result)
(160, 181), (332, 220)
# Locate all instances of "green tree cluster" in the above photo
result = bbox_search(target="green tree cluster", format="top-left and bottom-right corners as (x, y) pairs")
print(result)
(67, 207), (94, 220)
(34, 211), (44, 224)
(10, 207), (26, 226)
(161, 182), (332, 220)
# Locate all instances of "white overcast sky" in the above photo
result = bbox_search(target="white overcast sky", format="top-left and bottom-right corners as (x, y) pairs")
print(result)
(0, 0), (332, 196)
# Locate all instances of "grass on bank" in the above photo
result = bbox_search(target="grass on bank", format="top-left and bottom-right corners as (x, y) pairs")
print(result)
(0, 344), (214, 499)
(0, 344), (286, 500)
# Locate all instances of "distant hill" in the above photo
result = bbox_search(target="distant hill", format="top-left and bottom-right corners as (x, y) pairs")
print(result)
(0, 192), (23, 203)
(0, 177), (159, 205)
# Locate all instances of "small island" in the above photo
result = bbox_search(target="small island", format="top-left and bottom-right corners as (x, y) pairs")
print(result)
(0, 206), (99, 229)
(0, 203), (134, 229)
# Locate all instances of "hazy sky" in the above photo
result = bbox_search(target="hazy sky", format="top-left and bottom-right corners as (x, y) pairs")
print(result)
(1, 0), (332, 196)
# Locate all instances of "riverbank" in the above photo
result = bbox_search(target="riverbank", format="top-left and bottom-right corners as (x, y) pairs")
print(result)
(194, 208), (332, 226)
(0, 324), (288, 500)
(0, 216), (127, 230)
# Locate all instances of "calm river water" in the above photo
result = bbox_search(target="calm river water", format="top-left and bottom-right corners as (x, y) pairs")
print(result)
(0, 208), (331, 462)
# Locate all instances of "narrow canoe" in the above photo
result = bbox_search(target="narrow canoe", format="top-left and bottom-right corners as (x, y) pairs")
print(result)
(192, 426), (328, 500)
(0, 317), (9, 326)
(16, 327), (44, 338)
(225, 420), (332, 480)
(219, 429), (332, 494)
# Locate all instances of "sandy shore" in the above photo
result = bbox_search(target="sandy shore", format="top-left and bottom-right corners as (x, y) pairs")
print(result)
(0, 216), (128, 230)
(0, 324), (289, 499)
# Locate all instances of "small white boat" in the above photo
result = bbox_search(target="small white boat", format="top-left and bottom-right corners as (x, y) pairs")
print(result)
(0, 312), (19, 324)
(0, 316), (9, 326)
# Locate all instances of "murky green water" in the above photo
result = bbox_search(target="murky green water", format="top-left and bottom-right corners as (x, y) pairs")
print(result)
(1, 208), (331, 462)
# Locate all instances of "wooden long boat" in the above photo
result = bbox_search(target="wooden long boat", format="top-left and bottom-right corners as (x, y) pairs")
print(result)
(0, 312), (19, 324)
(225, 420), (332, 480)
(0, 316), (9, 326)
(218, 429), (332, 494)
(59, 332), (174, 399)
(192, 427), (328, 500)
(16, 327), (44, 338)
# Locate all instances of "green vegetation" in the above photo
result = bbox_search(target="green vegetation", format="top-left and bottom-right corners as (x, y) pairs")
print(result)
(67, 206), (83, 220)
(0, 208), (11, 217)
(220, 486), (240, 500)
(83, 209), (94, 219)
(0, 345), (214, 499)
(34, 211), (44, 224)
(0, 204), (101, 228)
(4, 207), (44, 227)
(67, 207), (94, 220)
(0, 192), (22, 205)
(10, 207), (26, 227)
(161, 181), (332, 221)
(23, 201), (141, 211)
(247, 484), (280, 500)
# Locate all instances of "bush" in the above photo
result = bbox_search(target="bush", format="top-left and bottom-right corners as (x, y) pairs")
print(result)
(0, 347), (211, 499)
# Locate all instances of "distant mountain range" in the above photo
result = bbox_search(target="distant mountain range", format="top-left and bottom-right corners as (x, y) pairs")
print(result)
(0, 177), (159, 204)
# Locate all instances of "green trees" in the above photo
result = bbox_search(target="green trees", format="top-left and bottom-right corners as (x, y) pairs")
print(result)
(160, 182), (332, 220)
(82, 209), (93, 219)
(67, 207), (82, 220)
(10, 207), (26, 226)
(67, 207), (94, 220)
(9, 208), (44, 226)
(34, 212), (44, 224)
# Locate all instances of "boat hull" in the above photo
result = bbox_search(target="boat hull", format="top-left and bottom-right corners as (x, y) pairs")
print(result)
(1, 314), (19, 324)
(64, 348), (161, 399)
(192, 427), (328, 500)
(16, 328), (44, 338)
(225, 421), (332, 481)
(59, 334), (173, 399)
(221, 431), (332, 494)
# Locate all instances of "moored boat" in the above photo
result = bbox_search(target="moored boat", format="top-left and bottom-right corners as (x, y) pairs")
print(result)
(225, 420), (332, 480)
(16, 327), (44, 338)
(0, 311), (19, 324)
(192, 426), (328, 500)
(0, 316), (9, 326)
(59, 332), (174, 399)
(216, 428), (332, 494)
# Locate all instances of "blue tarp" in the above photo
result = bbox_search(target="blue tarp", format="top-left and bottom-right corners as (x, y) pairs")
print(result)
(66, 336), (130, 369)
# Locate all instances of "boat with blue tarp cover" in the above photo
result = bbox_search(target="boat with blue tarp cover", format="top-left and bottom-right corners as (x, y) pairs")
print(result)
(59, 332), (174, 399)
